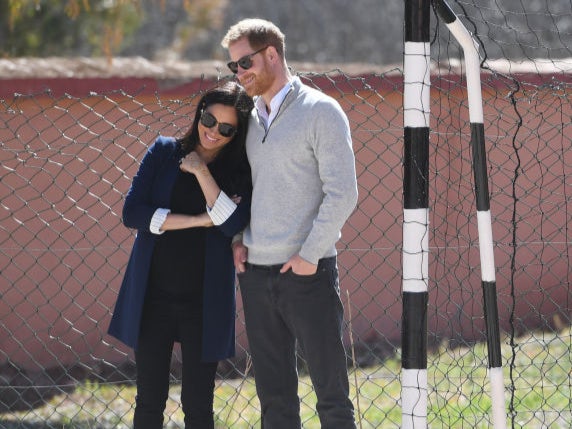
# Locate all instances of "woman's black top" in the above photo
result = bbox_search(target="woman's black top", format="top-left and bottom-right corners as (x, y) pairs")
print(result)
(147, 169), (206, 312)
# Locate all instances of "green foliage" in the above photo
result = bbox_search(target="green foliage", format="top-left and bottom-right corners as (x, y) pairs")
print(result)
(2, 0), (227, 59)
(1, 0), (142, 57)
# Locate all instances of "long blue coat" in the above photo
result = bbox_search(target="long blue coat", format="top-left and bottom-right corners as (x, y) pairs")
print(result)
(108, 136), (251, 361)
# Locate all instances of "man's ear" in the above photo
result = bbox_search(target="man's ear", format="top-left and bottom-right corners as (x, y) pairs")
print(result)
(266, 45), (278, 63)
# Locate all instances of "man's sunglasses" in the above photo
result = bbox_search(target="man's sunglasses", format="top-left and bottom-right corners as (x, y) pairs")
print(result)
(227, 46), (269, 74)
(200, 111), (237, 138)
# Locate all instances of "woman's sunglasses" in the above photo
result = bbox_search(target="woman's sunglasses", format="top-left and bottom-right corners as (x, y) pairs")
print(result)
(200, 110), (237, 138)
(227, 46), (269, 74)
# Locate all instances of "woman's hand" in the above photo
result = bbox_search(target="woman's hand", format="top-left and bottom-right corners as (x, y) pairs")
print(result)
(180, 151), (208, 176)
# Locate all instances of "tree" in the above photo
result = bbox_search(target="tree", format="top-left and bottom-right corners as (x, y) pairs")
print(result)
(1, 0), (225, 59)
(1, 0), (141, 57)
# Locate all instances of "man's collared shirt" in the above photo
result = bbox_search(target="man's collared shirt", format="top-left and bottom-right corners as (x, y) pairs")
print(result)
(255, 80), (293, 130)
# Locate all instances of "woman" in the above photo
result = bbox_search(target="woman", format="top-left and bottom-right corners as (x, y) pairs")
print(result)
(108, 81), (254, 428)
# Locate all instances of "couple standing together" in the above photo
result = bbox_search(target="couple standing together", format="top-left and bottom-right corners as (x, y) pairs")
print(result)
(109, 18), (358, 429)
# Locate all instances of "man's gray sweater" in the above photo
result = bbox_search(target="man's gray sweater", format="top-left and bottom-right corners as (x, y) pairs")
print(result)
(244, 76), (358, 266)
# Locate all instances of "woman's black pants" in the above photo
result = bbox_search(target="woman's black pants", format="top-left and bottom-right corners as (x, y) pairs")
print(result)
(133, 299), (218, 429)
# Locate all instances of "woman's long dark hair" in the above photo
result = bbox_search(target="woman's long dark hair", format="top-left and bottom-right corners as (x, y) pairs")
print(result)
(178, 81), (254, 194)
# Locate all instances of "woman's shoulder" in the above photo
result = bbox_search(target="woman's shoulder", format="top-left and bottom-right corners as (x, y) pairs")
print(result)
(152, 135), (178, 149)
(148, 135), (181, 157)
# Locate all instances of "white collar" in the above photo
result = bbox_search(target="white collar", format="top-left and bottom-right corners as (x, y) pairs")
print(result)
(255, 80), (293, 127)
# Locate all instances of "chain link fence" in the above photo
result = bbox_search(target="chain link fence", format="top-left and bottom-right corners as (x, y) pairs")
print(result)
(1, 4), (572, 429)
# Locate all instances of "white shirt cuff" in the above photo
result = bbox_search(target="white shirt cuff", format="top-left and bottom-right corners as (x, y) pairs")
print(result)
(207, 191), (237, 225)
(150, 208), (170, 234)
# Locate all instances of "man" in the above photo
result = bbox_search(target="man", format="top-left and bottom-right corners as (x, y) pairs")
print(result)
(221, 18), (358, 429)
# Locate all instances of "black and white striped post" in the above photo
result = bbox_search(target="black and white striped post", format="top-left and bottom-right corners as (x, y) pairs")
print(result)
(432, 1), (507, 428)
(402, 1), (430, 427)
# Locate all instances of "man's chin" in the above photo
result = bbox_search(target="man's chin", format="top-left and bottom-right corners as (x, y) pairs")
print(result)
(239, 78), (258, 96)
(243, 84), (258, 97)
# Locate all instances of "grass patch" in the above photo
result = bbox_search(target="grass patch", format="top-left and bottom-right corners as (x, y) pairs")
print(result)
(1, 328), (570, 428)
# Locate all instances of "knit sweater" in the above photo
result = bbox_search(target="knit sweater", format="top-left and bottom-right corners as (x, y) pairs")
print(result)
(244, 76), (358, 265)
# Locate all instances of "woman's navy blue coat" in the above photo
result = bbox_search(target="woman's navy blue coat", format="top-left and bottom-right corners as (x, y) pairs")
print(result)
(108, 136), (251, 361)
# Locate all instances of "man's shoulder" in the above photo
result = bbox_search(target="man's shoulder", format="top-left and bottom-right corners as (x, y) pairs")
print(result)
(295, 77), (332, 100)
(293, 78), (340, 108)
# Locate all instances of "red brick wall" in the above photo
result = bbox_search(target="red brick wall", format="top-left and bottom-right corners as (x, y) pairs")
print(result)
(1, 73), (570, 373)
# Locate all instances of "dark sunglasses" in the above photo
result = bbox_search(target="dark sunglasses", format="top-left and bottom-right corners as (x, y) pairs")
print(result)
(200, 110), (237, 138)
(227, 46), (269, 74)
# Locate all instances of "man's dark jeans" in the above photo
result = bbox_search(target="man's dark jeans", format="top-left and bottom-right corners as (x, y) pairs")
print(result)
(238, 256), (356, 429)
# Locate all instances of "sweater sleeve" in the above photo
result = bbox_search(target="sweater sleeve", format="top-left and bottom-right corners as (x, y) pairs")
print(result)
(298, 99), (358, 264)
(122, 136), (177, 231)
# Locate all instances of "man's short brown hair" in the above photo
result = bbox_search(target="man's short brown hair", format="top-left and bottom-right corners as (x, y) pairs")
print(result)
(221, 18), (286, 58)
